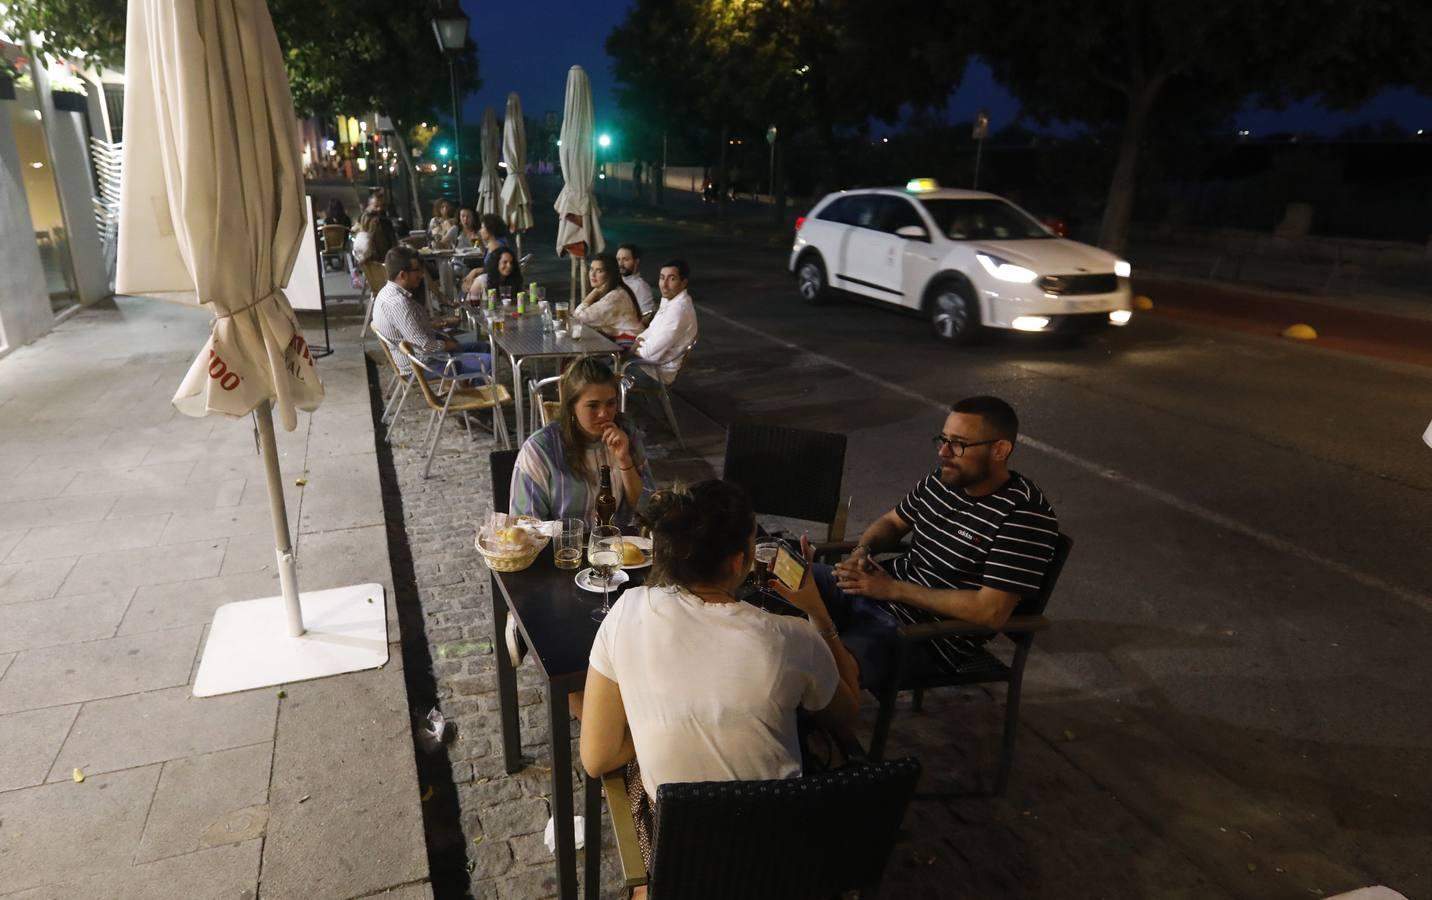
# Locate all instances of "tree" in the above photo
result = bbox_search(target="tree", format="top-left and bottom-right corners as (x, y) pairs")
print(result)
(3, 0), (477, 130)
(7, 0), (477, 226)
(963, 0), (1425, 252)
(607, 0), (966, 216)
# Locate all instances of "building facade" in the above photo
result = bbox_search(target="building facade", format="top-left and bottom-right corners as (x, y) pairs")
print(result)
(0, 37), (119, 357)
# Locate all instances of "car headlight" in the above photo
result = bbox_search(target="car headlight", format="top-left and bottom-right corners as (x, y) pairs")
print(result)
(1114, 260), (1132, 278)
(976, 252), (1038, 284)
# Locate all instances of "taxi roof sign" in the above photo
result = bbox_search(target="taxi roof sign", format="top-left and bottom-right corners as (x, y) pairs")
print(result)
(905, 177), (939, 193)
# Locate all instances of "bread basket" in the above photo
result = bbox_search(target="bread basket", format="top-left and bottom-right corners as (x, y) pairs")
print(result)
(475, 518), (550, 573)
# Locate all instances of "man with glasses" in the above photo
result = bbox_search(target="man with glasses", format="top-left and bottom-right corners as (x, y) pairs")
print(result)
(796, 395), (1059, 685)
(372, 246), (490, 377)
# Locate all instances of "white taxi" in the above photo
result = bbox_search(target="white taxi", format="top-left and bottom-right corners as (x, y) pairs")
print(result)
(789, 179), (1133, 343)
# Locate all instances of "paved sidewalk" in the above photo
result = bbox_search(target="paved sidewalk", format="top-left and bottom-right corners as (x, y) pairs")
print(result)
(0, 293), (430, 898)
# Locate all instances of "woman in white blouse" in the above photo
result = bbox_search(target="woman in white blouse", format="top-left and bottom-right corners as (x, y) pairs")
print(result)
(572, 253), (645, 340)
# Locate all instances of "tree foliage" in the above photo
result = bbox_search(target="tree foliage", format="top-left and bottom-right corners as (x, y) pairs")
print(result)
(2, 0), (477, 129)
(962, 0), (1425, 250)
(607, 0), (965, 176)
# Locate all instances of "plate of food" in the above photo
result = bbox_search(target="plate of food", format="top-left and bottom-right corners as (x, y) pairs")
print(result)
(618, 535), (653, 570)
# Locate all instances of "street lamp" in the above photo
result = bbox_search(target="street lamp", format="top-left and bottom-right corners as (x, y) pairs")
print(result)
(431, 5), (469, 205)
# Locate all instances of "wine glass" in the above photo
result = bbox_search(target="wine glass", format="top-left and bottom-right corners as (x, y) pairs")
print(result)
(588, 525), (622, 621)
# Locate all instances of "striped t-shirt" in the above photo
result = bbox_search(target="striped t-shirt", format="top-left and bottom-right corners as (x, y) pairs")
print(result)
(888, 470), (1059, 672)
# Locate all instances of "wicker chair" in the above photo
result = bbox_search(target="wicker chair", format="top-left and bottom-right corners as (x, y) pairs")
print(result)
(360, 260), (388, 345)
(321, 223), (349, 271)
(397, 341), (511, 478)
(721, 424), (851, 549)
(601, 757), (921, 899)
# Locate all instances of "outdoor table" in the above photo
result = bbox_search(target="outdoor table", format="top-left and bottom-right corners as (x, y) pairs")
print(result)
(487, 314), (621, 443)
(490, 549), (644, 899)
(418, 248), (461, 303)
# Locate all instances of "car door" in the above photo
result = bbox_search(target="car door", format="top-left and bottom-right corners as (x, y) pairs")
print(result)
(878, 196), (943, 312)
(834, 195), (902, 301)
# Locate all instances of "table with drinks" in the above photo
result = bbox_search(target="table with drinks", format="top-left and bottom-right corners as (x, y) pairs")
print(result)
(464, 286), (622, 444)
(479, 492), (645, 900)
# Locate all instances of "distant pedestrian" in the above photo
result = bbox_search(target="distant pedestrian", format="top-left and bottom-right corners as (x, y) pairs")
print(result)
(632, 160), (644, 199)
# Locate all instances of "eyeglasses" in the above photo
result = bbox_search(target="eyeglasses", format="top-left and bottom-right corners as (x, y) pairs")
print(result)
(931, 435), (998, 456)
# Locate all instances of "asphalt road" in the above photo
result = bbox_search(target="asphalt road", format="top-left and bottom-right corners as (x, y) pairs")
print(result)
(598, 213), (1432, 898)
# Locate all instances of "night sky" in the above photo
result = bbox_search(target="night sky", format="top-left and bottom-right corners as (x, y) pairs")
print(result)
(460, 0), (1432, 141)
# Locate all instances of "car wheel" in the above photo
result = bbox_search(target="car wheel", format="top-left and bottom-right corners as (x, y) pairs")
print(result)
(928, 280), (978, 344)
(796, 253), (830, 305)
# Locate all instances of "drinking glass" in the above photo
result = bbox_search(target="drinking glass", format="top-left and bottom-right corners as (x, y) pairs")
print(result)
(754, 541), (780, 586)
(588, 525), (623, 620)
(499, 285), (513, 303)
(554, 518), (584, 570)
(536, 285), (547, 305)
(570, 323), (584, 339)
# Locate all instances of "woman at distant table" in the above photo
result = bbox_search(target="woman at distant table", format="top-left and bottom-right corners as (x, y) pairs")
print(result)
(571, 253), (645, 340)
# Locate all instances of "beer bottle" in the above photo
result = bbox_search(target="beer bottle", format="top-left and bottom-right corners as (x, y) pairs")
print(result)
(595, 465), (617, 526)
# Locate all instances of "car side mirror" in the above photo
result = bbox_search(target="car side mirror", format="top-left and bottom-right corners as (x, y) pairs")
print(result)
(895, 225), (929, 242)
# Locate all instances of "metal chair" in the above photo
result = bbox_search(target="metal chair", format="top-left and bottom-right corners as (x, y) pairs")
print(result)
(721, 424), (851, 548)
(398, 341), (512, 479)
(601, 757), (922, 899)
(525, 374), (563, 434)
(321, 223), (349, 271)
(373, 334), (413, 436)
(864, 533), (1073, 796)
(616, 338), (696, 450)
(360, 260), (388, 346)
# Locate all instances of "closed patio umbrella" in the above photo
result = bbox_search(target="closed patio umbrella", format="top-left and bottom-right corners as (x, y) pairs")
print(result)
(477, 107), (502, 218)
(117, 0), (386, 697)
(500, 91), (533, 256)
(554, 65), (603, 302)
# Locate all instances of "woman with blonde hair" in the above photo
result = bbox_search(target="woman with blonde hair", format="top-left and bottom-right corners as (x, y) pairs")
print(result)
(509, 357), (654, 524)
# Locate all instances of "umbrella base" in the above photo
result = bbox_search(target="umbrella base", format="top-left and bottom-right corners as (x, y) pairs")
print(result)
(192, 583), (388, 698)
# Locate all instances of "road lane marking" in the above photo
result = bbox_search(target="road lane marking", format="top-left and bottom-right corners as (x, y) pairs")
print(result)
(700, 306), (1432, 614)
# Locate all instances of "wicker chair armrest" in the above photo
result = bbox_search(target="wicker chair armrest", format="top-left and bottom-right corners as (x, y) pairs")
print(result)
(895, 614), (1050, 643)
(809, 539), (859, 563)
(601, 769), (649, 889)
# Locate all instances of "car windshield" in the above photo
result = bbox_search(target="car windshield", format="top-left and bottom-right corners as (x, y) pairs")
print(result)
(918, 198), (1051, 241)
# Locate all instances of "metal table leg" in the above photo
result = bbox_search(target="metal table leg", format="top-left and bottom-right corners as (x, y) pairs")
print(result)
(512, 354), (527, 445)
(490, 579), (523, 774)
(548, 688), (578, 900)
(584, 775), (602, 898)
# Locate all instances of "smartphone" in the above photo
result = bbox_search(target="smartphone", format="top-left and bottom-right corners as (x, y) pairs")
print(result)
(772, 543), (809, 591)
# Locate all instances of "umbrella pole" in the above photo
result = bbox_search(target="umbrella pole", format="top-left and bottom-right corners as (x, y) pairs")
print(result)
(255, 399), (305, 637)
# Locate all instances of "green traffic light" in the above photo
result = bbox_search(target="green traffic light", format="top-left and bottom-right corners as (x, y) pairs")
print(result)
(438, 146), (450, 158)
(598, 133), (612, 149)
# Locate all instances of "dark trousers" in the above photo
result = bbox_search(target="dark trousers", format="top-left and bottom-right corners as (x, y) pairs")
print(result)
(812, 563), (938, 689)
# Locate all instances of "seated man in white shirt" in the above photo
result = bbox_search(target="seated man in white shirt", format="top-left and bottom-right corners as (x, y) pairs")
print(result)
(615, 242), (657, 320)
(627, 258), (698, 386)
(371, 246), (490, 377)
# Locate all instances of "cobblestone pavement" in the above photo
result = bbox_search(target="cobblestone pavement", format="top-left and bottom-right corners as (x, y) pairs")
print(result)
(371, 357), (633, 900)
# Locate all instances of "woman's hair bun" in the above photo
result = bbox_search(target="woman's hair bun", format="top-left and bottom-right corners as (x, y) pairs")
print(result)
(645, 484), (698, 559)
